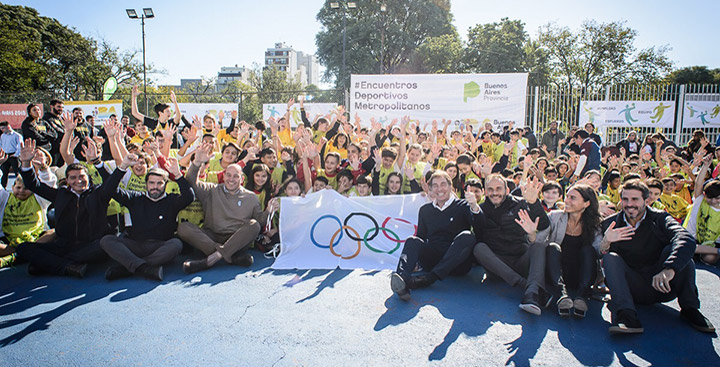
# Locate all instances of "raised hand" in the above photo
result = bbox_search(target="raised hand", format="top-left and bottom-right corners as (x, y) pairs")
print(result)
(521, 176), (542, 204)
(478, 155), (493, 178)
(603, 221), (635, 243)
(217, 110), (225, 123)
(515, 209), (539, 235)
(404, 164), (414, 179)
(104, 120), (118, 138)
(166, 157), (182, 178)
(170, 90), (177, 104)
(19, 138), (36, 165)
(193, 142), (214, 165)
(132, 85), (139, 97)
(231, 110), (238, 120)
(120, 153), (142, 170)
(82, 137), (99, 162)
(62, 111), (76, 132)
(192, 115), (202, 129)
(287, 98), (295, 109)
(0, 149), (7, 165)
(162, 124), (177, 142)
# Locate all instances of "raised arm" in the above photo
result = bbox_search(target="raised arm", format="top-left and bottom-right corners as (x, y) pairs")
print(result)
(694, 154), (712, 199)
(170, 90), (182, 125)
(18, 138), (57, 201)
(130, 85), (146, 122)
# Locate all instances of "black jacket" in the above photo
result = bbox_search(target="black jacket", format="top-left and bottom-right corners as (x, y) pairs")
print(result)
(20, 165), (123, 244)
(21, 118), (57, 152)
(474, 195), (550, 257)
(601, 207), (696, 273)
(113, 177), (194, 241)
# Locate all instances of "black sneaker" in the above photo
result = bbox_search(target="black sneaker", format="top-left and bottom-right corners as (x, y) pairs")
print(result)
(557, 296), (573, 317)
(230, 251), (254, 267)
(609, 309), (644, 334)
(63, 263), (87, 278)
(390, 273), (411, 301)
(680, 308), (716, 333)
(183, 259), (210, 274)
(519, 291), (541, 316)
(410, 274), (436, 289)
(538, 287), (553, 309)
(135, 264), (163, 281)
(105, 265), (133, 281)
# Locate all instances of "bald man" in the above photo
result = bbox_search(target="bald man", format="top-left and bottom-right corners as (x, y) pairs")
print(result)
(177, 142), (267, 273)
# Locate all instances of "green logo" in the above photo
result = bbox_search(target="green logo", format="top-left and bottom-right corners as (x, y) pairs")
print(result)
(103, 77), (118, 101)
(463, 82), (480, 102)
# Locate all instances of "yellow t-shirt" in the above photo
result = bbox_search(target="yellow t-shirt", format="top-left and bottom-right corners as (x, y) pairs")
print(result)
(660, 193), (689, 220)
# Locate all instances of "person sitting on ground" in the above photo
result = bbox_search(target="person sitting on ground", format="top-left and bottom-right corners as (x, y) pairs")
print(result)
(599, 180), (714, 334)
(685, 155), (720, 264)
(14, 138), (126, 278)
(538, 184), (602, 318)
(472, 175), (551, 316)
(390, 170), (480, 301)
(100, 158), (194, 281)
(177, 142), (267, 274)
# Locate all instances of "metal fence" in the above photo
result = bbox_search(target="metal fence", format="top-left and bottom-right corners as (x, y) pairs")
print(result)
(3, 84), (719, 146)
(526, 84), (720, 146)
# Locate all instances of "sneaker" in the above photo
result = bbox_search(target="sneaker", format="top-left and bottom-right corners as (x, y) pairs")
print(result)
(557, 296), (573, 317)
(609, 309), (644, 334)
(230, 252), (254, 267)
(105, 265), (132, 281)
(63, 263), (87, 278)
(519, 291), (542, 316)
(573, 298), (588, 318)
(538, 288), (553, 309)
(183, 259), (210, 274)
(410, 274), (436, 289)
(680, 308), (716, 333)
(390, 273), (411, 301)
(135, 264), (163, 281)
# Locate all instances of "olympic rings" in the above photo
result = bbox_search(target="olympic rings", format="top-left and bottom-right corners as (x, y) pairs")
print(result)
(344, 212), (379, 241)
(310, 215), (342, 249)
(381, 217), (418, 243)
(329, 226), (362, 259)
(363, 227), (401, 254)
(309, 213), (417, 258)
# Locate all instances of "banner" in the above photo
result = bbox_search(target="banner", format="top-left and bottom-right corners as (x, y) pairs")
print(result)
(63, 100), (122, 127)
(262, 103), (338, 127)
(273, 190), (426, 270)
(0, 104), (43, 129)
(176, 103), (238, 128)
(682, 101), (720, 128)
(578, 101), (675, 128)
(350, 73), (528, 130)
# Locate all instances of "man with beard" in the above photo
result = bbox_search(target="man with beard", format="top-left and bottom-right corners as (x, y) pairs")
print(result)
(41, 99), (66, 165)
(100, 159), (193, 281)
(600, 180), (714, 334)
(473, 175), (552, 315)
(541, 120), (565, 156)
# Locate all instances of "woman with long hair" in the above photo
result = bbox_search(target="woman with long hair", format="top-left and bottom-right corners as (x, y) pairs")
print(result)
(536, 184), (602, 318)
(244, 164), (273, 210)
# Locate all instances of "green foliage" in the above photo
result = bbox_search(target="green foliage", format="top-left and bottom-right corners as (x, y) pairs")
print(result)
(538, 20), (673, 90)
(665, 66), (720, 84)
(0, 3), (148, 101)
(415, 33), (463, 73)
(316, 0), (455, 87)
(464, 18), (527, 73)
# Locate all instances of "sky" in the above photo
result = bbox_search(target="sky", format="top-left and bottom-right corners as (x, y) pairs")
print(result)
(5, 0), (718, 87)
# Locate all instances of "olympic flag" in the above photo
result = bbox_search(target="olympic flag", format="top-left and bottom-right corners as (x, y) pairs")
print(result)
(578, 101), (676, 128)
(273, 190), (426, 270)
(350, 73), (528, 130)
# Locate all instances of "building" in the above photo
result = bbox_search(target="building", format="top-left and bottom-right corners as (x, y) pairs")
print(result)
(217, 65), (250, 85)
(264, 42), (320, 87)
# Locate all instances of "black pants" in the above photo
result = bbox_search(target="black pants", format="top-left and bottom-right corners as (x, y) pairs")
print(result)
(546, 242), (596, 298)
(396, 231), (475, 280)
(1, 156), (19, 188)
(15, 238), (107, 275)
(602, 245), (700, 314)
(473, 241), (547, 292)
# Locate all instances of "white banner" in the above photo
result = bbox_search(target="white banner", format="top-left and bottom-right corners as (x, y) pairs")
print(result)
(579, 101), (675, 128)
(350, 73), (528, 130)
(682, 101), (720, 128)
(63, 100), (123, 127)
(273, 190), (426, 270)
(262, 103), (338, 127)
(176, 103), (238, 128)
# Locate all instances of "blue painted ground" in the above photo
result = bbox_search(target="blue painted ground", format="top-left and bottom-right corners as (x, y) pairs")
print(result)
(1, 253), (719, 367)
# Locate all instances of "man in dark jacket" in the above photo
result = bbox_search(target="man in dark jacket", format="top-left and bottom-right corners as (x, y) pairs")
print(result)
(15, 138), (137, 278)
(599, 180), (714, 334)
(390, 171), (481, 301)
(473, 175), (551, 315)
(541, 120), (565, 155)
(100, 163), (194, 281)
(41, 99), (66, 165)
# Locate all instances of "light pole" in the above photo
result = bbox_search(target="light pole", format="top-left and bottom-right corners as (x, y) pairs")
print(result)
(380, 3), (386, 74)
(126, 8), (154, 113)
(329, 1), (356, 90)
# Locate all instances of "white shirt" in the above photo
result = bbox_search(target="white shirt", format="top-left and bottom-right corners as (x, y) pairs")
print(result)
(0, 130), (22, 156)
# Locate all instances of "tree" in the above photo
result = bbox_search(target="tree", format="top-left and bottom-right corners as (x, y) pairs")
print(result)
(0, 4), (153, 101)
(414, 33), (463, 73)
(538, 20), (673, 90)
(665, 66), (720, 84)
(464, 18), (527, 74)
(316, 0), (455, 88)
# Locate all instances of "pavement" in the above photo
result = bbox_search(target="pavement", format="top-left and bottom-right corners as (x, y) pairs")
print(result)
(1, 253), (720, 367)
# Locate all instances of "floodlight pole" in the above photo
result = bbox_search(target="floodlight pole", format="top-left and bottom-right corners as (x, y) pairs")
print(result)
(141, 14), (148, 113)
